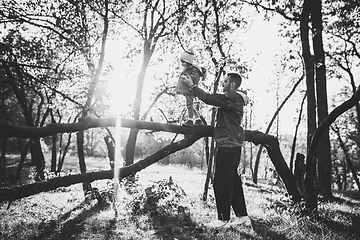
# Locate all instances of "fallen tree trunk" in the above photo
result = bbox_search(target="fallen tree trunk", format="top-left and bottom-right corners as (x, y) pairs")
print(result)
(246, 130), (301, 201)
(0, 118), (301, 202)
(0, 117), (193, 139)
(0, 129), (206, 203)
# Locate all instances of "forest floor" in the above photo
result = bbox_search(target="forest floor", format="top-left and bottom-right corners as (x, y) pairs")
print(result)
(0, 155), (360, 240)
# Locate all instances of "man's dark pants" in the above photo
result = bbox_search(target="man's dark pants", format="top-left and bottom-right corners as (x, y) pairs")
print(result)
(214, 147), (248, 221)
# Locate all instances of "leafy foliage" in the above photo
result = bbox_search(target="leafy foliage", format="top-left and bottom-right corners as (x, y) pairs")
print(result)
(125, 176), (187, 217)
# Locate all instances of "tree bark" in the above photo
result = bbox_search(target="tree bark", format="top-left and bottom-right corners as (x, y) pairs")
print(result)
(30, 138), (46, 181)
(51, 133), (57, 172)
(57, 117), (74, 173)
(0, 118), (301, 203)
(300, 0), (318, 214)
(253, 73), (304, 184)
(125, 87), (170, 167)
(332, 126), (360, 192)
(0, 139), (7, 178)
(77, 131), (91, 191)
(312, 0), (332, 198)
(290, 93), (306, 173)
(125, 42), (152, 166)
(1, 61), (46, 180)
(104, 135), (115, 169)
(246, 131), (301, 202)
(56, 132), (72, 173)
(294, 153), (306, 197)
(50, 110), (57, 172)
(306, 85), (360, 213)
(336, 53), (360, 187)
(76, 0), (109, 193)
(16, 140), (31, 178)
(0, 124), (208, 203)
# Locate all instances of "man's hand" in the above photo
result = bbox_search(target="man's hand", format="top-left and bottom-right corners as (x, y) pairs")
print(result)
(181, 75), (193, 87)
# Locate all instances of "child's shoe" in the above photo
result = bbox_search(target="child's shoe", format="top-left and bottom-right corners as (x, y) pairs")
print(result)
(182, 119), (193, 126)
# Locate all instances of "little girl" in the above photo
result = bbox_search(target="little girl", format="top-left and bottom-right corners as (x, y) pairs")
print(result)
(175, 48), (206, 126)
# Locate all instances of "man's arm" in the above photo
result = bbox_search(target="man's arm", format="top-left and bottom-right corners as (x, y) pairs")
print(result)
(181, 76), (242, 109)
(190, 85), (232, 108)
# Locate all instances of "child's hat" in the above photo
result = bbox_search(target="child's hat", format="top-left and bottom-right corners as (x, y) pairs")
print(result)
(180, 48), (194, 64)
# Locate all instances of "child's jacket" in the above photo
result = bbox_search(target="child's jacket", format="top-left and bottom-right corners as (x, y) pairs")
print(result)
(176, 65), (203, 95)
(190, 86), (249, 147)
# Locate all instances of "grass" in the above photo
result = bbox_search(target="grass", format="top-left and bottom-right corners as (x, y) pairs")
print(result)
(0, 156), (360, 240)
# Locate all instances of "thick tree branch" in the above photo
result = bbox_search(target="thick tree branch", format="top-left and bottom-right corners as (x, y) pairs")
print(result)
(307, 85), (360, 162)
(0, 117), (202, 139)
(0, 118), (300, 202)
(0, 129), (204, 203)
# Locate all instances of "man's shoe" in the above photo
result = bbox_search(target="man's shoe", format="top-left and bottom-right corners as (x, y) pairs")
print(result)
(182, 119), (193, 126)
(229, 216), (252, 229)
(205, 219), (229, 229)
(194, 119), (203, 125)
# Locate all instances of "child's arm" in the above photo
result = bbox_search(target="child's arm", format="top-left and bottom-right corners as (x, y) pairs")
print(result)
(179, 74), (190, 82)
(181, 74), (193, 86)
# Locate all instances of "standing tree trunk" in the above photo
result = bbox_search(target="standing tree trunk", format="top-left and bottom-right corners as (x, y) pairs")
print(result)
(123, 1), (191, 166)
(50, 109), (57, 172)
(77, 131), (91, 191)
(2, 61), (46, 180)
(202, 65), (225, 201)
(337, 58), (360, 177)
(125, 44), (152, 166)
(125, 85), (169, 166)
(0, 139), (7, 178)
(312, 0), (332, 198)
(16, 140), (31, 178)
(300, 0), (318, 214)
(76, 0), (109, 193)
(51, 133), (57, 172)
(290, 93), (306, 173)
(305, 82), (360, 213)
(332, 125), (360, 191)
(122, 0), (189, 167)
(56, 132), (72, 173)
(294, 153), (306, 197)
(30, 138), (46, 181)
(104, 135), (115, 169)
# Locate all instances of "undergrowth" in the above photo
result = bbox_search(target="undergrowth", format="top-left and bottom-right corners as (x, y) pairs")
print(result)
(0, 164), (359, 240)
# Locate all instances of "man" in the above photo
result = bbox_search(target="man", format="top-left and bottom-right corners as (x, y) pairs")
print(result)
(182, 72), (251, 230)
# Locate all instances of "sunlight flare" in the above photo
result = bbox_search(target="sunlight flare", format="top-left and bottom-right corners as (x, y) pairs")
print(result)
(106, 39), (130, 211)
(113, 112), (122, 208)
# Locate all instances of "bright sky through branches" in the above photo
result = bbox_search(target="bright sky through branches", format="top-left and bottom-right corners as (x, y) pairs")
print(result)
(105, 15), (302, 136)
(105, 9), (354, 138)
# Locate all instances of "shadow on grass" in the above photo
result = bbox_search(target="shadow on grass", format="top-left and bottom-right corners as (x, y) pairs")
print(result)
(317, 215), (360, 239)
(149, 212), (208, 240)
(28, 200), (110, 240)
(251, 218), (288, 240)
(137, 211), (289, 240)
(257, 197), (360, 240)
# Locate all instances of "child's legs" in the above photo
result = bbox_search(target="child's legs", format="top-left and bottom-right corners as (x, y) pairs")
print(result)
(184, 94), (198, 119)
